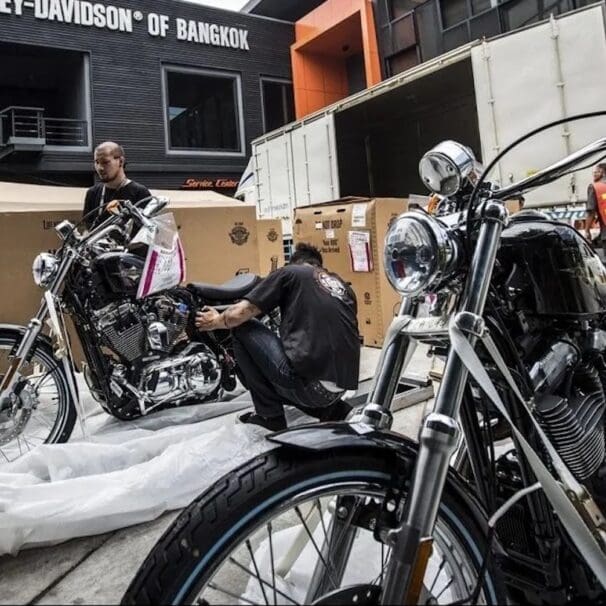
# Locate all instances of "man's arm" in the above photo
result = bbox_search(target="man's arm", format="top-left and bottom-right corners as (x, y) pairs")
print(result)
(82, 187), (97, 230)
(587, 184), (598, 238)
(195, 300), (262, 332)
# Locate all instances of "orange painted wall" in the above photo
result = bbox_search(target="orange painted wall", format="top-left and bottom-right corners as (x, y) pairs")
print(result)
(292, 0), (382, 119)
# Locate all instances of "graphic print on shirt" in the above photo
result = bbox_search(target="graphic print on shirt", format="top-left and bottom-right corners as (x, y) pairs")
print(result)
(314, 269), (348, 302)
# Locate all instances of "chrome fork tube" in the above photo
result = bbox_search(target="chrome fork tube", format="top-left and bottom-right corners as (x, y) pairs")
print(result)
(381, 201), (508, 605)
(0, 249), (74, 398)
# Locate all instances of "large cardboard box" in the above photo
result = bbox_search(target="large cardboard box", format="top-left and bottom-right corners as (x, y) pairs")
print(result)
(294, 197), (408, 347)
(256, 219), (285, 276)
(0, 183), (261, 331)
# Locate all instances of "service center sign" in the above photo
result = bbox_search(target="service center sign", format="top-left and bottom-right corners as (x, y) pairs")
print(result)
(0, 0), (251, 51)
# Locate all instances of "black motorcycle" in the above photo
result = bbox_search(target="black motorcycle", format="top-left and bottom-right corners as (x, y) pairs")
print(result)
(0, 196), (266, 462)
(124, 115), (606, 605)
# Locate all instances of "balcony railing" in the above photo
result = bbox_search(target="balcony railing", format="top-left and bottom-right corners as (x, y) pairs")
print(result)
(0, 106), (88, 148)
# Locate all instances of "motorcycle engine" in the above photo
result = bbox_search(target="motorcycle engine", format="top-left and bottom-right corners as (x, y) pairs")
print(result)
(93, 293), (190, 363)
(93, 293), (222, 412)
(526, 339), (606, 482)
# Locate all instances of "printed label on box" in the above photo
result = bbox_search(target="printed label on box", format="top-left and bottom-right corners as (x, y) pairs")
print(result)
(348, 231), (373, 272)
(325, 229), (335, 239)
(352, 204), (368, 228)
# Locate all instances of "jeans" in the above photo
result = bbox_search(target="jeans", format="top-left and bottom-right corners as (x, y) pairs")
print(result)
(232, 319), (343, 419)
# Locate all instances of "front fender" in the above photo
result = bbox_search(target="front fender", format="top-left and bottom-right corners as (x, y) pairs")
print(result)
(268, 422), (502, 553)
(0, 323), (53, 350)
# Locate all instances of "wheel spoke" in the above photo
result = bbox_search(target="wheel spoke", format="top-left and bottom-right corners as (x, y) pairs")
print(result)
(267, 523), (278, 606)
(428, 556), (448, 594)
(435, 576), (455, 600)
(207, 582), (257, 605)
(294, 506), (339, 590)
(227, 554), (300, 605)
(245, 539), (270, 605)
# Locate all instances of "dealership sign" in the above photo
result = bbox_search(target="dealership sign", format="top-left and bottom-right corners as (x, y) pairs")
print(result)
(182, 178), (240, 190)
(0, 0), (250, 50)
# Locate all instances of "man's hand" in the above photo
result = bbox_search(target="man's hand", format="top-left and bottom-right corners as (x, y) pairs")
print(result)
(195, 307), (224, 331)
(106, 199), (121, 215)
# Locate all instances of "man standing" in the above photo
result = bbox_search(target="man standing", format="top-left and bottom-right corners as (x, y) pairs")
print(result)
(195, 243), (360, 431)
(83, 141), (151, 230)
(585, 163), (606, 256)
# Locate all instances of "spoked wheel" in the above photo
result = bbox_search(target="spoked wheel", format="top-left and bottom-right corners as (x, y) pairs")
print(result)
(124, 448), (505, 605)
(0, 334), (76, 463)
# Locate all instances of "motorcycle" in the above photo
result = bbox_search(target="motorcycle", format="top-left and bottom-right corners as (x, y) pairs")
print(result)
(124, 113), (606, 605)
(0, 196), (266, 462)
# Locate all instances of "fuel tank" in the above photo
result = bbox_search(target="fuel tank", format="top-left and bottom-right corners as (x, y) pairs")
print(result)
(498, 212), (606, 317)
(93, 252), (144, 296)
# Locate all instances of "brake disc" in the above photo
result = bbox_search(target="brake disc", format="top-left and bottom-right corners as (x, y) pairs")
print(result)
(0, 382), (36, 446)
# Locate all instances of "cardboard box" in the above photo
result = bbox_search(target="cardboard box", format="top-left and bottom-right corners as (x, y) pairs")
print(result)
(256, 219), (285, 276)
(0, 184), (260, 362)
(294, 197), (409, 347)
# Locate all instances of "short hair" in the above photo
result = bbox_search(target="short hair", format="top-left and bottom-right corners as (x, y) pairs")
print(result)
(95, 141), (125, 161)
(597, 163), (606, 173)
(290, 242), (323, 267)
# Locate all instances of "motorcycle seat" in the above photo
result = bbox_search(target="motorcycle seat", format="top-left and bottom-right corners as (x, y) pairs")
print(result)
(188, 273), (261, 301)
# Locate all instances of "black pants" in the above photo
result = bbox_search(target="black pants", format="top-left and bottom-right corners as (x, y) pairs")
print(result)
(232, 319), (343, 419)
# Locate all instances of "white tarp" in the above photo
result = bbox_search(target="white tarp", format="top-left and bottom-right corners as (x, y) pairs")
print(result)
(0, 383), (276, 555)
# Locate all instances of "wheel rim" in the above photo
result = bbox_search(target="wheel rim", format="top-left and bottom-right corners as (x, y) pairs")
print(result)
(185, 481), (489, 605)
(0, 342), (66, 463)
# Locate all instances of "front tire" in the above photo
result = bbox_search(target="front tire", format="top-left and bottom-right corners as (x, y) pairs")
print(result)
(123, 447), (505, 605)
(0, 331), (76, 462)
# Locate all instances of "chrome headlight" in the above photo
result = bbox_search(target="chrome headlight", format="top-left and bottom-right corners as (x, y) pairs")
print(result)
(32, 253), (59, 287)
(419, 140), (476, 196)
(384, 212), (459, 296)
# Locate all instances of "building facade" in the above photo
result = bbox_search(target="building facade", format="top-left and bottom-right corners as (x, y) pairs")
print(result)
(0, 0), (295, 192)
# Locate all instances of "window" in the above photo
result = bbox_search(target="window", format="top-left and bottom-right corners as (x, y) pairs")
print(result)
(471, 0), (492, 13)
(261, 79), (295, 133)
(389, 0), (423, 20)
(387, 47), (419, 76)
(163, 67), (243, 154)
(440, 0), (469, 28)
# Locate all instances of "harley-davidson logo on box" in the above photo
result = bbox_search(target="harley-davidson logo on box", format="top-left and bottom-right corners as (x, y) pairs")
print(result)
(229, 223), (250, 246)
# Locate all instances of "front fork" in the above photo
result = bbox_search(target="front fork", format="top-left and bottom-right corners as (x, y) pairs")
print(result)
(380, 201), (508, 604)
(0, 250), (81, 423)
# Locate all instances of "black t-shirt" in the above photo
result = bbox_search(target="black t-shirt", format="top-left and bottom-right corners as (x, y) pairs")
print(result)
(245, 264), (360, 390)
(83, 181), (151, 229)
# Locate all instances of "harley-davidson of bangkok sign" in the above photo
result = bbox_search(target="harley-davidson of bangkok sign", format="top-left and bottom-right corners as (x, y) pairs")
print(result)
(0, 0), (251, 50)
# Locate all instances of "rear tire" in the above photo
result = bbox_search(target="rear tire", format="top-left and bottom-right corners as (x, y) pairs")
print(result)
(123, 447), (506, 605)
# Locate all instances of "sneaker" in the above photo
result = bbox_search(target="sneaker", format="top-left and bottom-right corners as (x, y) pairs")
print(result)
(317, 399), (352, 422)
(238, 411), (287, 431)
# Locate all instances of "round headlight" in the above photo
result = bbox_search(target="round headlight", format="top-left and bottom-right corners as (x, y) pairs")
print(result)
(384, 212), (459, 296)
(419, 140), (476, 196)
(32, 253), (59, 287)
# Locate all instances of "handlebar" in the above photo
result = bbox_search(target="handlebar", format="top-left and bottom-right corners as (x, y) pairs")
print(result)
(491, 137), (606, 200)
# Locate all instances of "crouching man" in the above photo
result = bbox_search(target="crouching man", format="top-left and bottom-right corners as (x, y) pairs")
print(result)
(195, 243), (360, 430)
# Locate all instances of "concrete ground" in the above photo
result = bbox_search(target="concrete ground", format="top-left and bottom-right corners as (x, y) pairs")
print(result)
(0, 346), (435, 605)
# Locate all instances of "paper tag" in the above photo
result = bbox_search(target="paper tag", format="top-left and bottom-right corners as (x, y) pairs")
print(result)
(315, 222), (323, 230)
(325, 229), (335, 239)
(352, 204), (368, 228)
(348, 231), (373, 272)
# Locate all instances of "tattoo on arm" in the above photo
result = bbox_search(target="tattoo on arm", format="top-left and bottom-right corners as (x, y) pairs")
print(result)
(222, 300), (262, 329)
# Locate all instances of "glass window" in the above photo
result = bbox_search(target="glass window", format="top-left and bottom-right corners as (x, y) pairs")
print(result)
(501, 0), (539, 30)
(164, 68), (242, 153)
(261, 79), (295, 133)
(390, 0), (422, 20)
(440, 0), (469, 29)
(471, 0), (492, 13)
(387, 47), (419, 76)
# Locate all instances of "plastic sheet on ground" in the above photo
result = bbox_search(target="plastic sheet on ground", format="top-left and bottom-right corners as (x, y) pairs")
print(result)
(0, 380), (279, 556)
